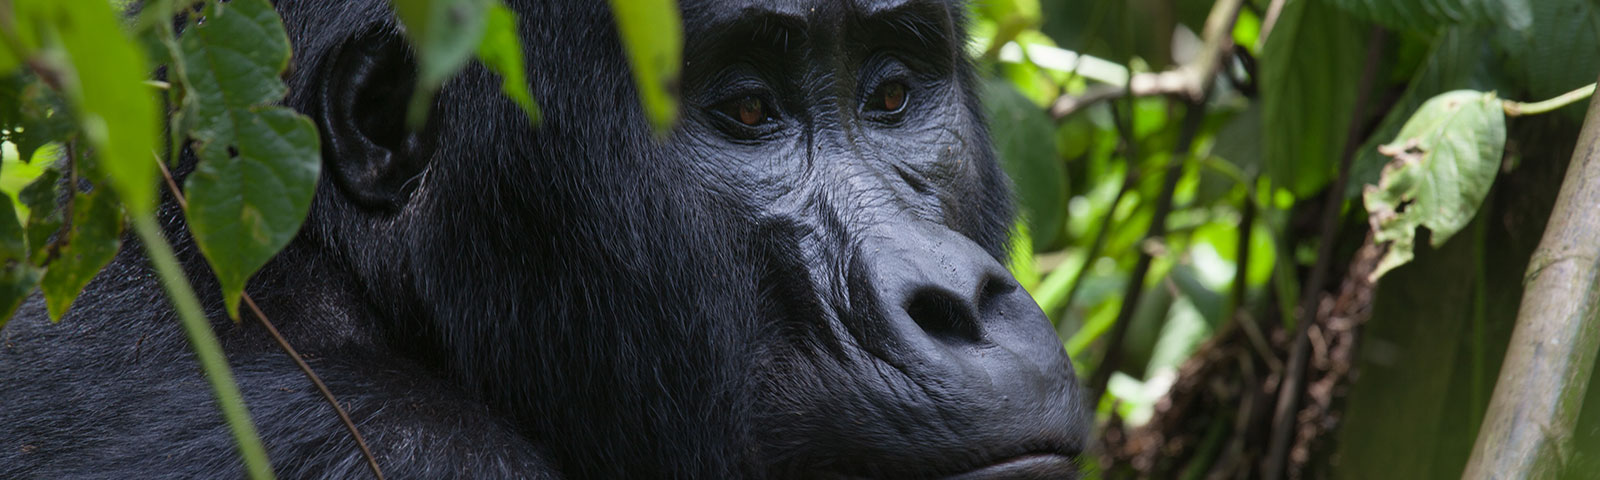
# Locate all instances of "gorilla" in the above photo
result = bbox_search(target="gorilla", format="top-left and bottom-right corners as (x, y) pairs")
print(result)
(0, 0), (1088, 478)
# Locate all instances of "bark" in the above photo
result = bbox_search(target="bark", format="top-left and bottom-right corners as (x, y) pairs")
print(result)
(1463, 78), (1600, 479)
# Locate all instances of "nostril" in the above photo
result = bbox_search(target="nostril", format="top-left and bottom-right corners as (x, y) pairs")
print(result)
(978, 274), (1018, 309)
(905, 288), (983, 344)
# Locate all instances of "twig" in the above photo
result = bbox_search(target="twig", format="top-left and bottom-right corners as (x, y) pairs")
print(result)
(1261, 27), (1387, 480)
(1054, 102), (1136, 320)
(1086, 97), (1209, 406)
(154, 160), (385, 480)
(1048, 0), (1245, 120)
(1463, 72), (1600, 479)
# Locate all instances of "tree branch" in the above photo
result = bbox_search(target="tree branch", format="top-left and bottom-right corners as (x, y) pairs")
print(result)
(1462, 72), (1600, 480)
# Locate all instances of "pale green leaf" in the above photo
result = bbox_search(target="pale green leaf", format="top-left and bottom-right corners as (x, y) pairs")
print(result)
(607, 0), (682, 133)
(476, 4), (540, 124)
(1363, 90), (1505, 280)
(1346, 27), (1497, 200)
(1260, 0), (1367, 198)
(178, 0), (321, 317)
(39, 188), (123, 322)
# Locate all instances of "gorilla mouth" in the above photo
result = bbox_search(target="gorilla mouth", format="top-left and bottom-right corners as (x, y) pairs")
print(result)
(944, 453), (1081, 480)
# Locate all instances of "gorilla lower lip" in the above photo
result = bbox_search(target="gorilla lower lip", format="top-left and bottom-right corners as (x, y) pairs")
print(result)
(944, 454), (1078, 480)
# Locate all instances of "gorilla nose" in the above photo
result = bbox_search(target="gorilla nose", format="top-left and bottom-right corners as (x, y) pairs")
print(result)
(862, 222), (1075, 379)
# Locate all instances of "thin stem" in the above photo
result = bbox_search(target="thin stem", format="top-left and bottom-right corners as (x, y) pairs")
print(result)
(132, 213), (274, 480)
(155, 158), (384, 480)
(1504, 83), (1597, 117)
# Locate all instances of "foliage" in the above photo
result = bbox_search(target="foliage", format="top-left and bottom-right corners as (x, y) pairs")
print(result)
(1, 0), (1598, 477)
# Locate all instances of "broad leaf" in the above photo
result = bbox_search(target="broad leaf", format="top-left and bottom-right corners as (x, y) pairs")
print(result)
(1346, 27), (1498, 199)
(178, 0), (321, 317)
(14, 0), (160, 214)
(1493, 0), (1600, 113)
(1324, 0), (1530, 32)
(39, 189), (123, 321)
(476, 4), (541, 124)
(391, 0), (493, 127)
(607, 0), (682, 133)
(983, 79), (1067, 249)
(1363, 90), (1505, 280)
(0, 198), (38, 330)
(1259, 0), (1367, 198)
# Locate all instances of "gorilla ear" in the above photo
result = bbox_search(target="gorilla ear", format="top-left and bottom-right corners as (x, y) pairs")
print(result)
(317, 31), (431, 210)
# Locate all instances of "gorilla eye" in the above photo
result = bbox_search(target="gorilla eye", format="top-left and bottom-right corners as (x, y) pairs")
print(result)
(872, 82), (908, 113)
(717, 95), (771, 127)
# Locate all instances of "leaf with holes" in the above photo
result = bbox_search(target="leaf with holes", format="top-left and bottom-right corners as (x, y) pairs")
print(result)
(178, 0), (321, 318)
(1363, 90), (1504, 281)
(608, 0), (682, 133)
(39, 189), (123, 322)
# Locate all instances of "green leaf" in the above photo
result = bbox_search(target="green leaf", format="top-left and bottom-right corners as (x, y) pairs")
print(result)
(39, 188), (123, 322)
(1363, 90), (1505, 281)
(1259, 0), (1367, 198)
(0, 72), (75, 162)
(14, 0), (161, 215)
(1346, 27), (1498, 199)
(391, 0), (493, 127)
(1324, 0), (1530, 32)
(0, 197), (39, 330)
(19, 168), (60, 264)
(607, 0), (682, 133)
(1493, 0), (1600, 114)
(982, 79), (1067, 249)
(476, 4), (540, 124)
(178, 0), (321, 317)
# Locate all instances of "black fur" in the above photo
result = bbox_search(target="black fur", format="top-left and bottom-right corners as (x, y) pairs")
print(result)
(0, 0), (1088, 478)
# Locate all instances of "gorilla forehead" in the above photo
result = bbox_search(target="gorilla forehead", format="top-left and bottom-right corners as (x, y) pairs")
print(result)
(680, 0), (961, 34)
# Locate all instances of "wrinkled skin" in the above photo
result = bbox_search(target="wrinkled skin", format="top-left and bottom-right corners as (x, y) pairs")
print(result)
(0, 0), (1088, 478)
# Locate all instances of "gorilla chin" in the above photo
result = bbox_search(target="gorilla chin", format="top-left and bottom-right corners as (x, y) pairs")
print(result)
(0, 0), (1088, 478)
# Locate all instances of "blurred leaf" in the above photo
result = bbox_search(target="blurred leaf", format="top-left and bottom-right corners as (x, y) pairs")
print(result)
(1260, 0), (1367, 198)
(607, 0), (682, 133)
(15, 0), (160, 214)
(19, 168), (60, 264)
(1364, 90), (1505, 280)
(1347, 27), (1498, 199)
(1008, 221), (1039, 292)
(1493, 0), (1600, 114)
(391, 0), (493, 127)
(476, 4), (541, 124)
(0, 73), (74, 162)
(0, 198), (37, 330)
(179, 0), (321, 318)
(983, 79), (1067, 249)
(1324, 0), (1530, 32)
(39, 188), (122, 322)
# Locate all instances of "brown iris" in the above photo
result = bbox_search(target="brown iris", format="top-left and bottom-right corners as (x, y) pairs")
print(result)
(732, 96), (764, 126)
(878, 82), (906, 112)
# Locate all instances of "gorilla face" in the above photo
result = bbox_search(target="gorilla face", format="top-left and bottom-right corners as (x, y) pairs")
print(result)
(310, 0), (1088, 477)
(669, 1), (1089, 476)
